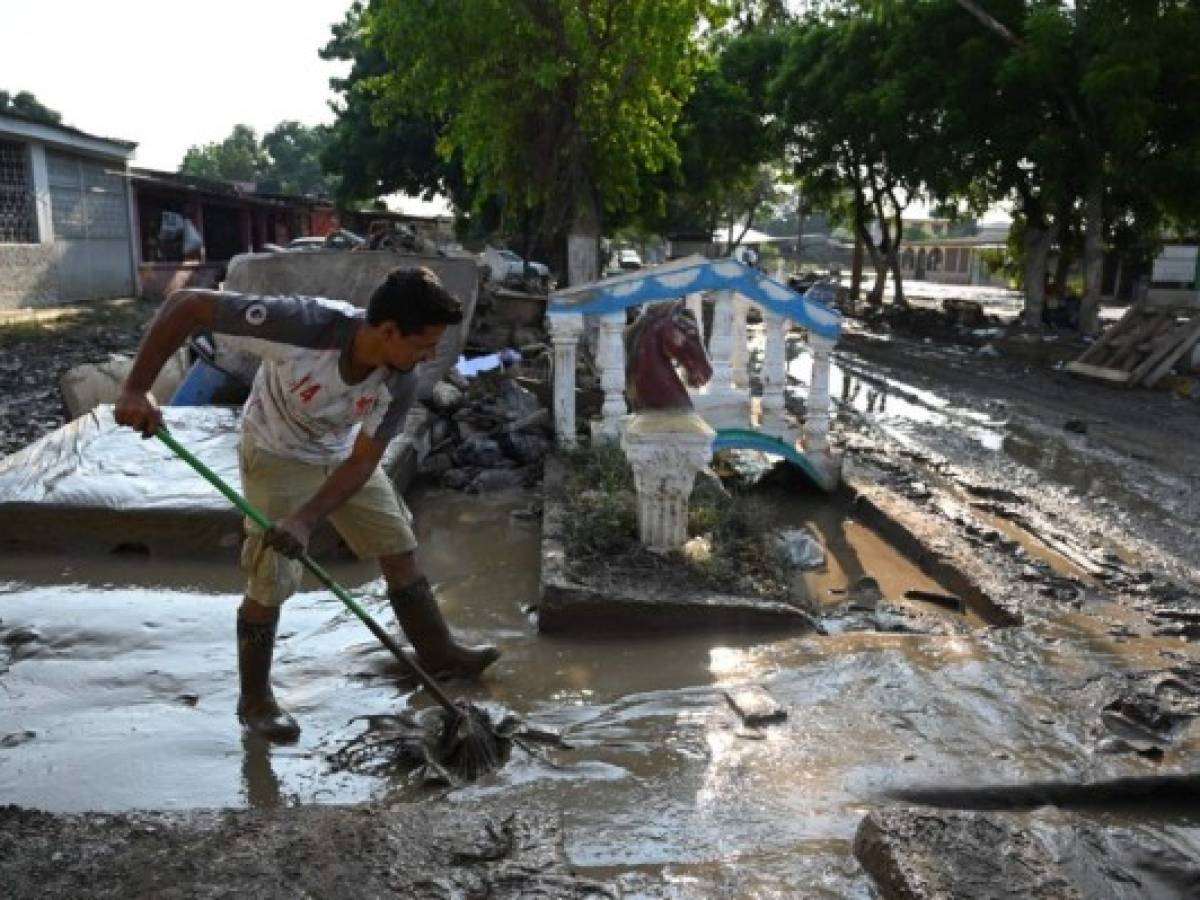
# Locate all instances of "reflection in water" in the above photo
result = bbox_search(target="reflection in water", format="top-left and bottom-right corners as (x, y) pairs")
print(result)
(241, 734), (283, 809)
(788, 337), (1005, 452)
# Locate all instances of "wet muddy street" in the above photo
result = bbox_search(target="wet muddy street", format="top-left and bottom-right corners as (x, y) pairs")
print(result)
(4, 473), (1199, 894)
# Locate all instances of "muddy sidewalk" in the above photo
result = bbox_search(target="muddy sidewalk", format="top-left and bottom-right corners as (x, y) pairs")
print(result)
(0, 800), (612, 898)
(828, 323), (1200, 599)
(0, 299), (156, 458)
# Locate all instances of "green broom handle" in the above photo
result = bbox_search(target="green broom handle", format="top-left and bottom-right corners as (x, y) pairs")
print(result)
(154, 426), (459, 713)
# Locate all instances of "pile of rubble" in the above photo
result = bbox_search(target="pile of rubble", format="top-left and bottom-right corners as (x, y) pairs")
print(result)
(417, 277), (559, 496)
(418, 368), (553, 492)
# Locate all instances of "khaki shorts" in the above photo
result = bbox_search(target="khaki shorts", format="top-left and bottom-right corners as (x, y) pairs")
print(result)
(239, 440), (418, 607)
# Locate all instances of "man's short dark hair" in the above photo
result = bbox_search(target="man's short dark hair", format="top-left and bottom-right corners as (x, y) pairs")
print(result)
(367, 267), (463, 334)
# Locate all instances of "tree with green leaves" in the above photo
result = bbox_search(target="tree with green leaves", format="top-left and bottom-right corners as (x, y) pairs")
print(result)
(646, 26), (788, 253)
(320, 0), (472, 213)
(260, 122), (339, 197)
(936, 0), (1200, 330)
(0, 90), (62, 125)
(363, 0), (725, 284)
(775, 5), (937, 307)
(179, 122), (338, 198)
(180, 124), (270, 184)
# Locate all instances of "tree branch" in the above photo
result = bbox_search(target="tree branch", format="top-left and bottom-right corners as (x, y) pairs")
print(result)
(953, 0), (1021, 47)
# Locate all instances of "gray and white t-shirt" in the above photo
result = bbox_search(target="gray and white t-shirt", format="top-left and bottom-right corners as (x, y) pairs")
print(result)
(209, 292), (418, 464)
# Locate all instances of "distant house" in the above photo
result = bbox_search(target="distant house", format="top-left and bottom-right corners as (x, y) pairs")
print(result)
(129, 167), (327, 301)
(1145, 244), (1200, 307)
(898, 222), (1011, 288)
(0, 112), (139, 309)
(129, 169), (460, 301)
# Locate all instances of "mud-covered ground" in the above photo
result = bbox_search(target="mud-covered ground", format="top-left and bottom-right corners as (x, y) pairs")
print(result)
(0, 299), (156, 458)
(3, 298), (1200, 896)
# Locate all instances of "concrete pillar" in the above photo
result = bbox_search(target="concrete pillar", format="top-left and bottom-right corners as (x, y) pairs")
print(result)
(591, 309), (628, 444)
(803, 334), (834, 452)
(708, 289), (735, 392)
(731, 294), (750, 391)
(621, 412), (715, 553)
(567, 233), (598, 287)
(28, 144), (52, 244)
(760, 311), (790, 436)
(122, 161), (142, 298)
(693, 289), (751, 430)
(686, 292), (705, 343)
(548, 312), (585, 448)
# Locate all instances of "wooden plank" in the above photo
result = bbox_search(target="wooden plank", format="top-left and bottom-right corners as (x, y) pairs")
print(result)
(1128, 316), (1193, 383)
(1064, 361), (1134, 384)
(1075, 304), (1143, 364)
(1106, 311), (1171, 370)
(1136, 315), (1200, 387)
(724, 686), (787, 726)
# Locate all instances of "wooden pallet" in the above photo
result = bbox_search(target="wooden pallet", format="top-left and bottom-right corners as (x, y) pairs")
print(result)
(1065, 302), (1200, 387)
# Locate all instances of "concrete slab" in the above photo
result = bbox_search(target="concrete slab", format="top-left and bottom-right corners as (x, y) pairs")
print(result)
(223, 250), (480, 401)
(855, 808), (1082, 899)
(855, 807), (1200, 900)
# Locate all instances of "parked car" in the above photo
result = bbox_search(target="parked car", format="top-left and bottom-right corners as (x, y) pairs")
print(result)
(287, 229), (365, 251)
(616, 248), (643, 270)
(479, 246), (551, 286)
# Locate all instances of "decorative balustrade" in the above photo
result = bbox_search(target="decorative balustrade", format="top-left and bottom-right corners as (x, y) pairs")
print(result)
(545, 256), (843, 490)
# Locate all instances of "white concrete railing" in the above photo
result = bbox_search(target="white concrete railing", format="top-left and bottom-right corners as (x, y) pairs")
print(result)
(546, 289), (835, 457)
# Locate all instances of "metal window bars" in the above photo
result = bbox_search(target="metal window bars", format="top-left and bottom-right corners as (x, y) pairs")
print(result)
(0, 139), (37, 243)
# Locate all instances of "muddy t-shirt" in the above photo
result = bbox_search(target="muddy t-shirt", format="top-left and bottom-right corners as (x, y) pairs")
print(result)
(209, 292), (418, 464)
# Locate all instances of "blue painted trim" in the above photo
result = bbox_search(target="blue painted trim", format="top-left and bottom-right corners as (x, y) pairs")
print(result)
(547, 256), (841, 340)
(712, 428), (830, 491)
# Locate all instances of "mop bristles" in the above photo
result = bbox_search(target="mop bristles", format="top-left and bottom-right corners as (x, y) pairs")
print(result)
(330, 704), (515, 785)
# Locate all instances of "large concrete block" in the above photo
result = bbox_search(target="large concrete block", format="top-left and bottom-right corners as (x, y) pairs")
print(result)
(59, 350), (190, 419)
(222, 250), (479, 400)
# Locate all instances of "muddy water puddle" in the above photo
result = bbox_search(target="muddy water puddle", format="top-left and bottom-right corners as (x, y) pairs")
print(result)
(2, 487), (1198, 894)
(786, 338), (1006, 453)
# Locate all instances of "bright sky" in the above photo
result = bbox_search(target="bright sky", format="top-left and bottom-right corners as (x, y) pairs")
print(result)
(1, 0), (352, 171)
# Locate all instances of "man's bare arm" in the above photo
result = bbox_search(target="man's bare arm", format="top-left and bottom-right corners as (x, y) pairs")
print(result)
(116, 289), (219, 437)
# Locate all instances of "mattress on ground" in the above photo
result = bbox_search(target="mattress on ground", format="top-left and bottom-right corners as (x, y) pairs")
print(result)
(0, 405), (427, 557)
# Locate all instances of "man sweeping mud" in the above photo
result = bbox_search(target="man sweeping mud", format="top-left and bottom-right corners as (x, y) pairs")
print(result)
(115, 267), (500, 742)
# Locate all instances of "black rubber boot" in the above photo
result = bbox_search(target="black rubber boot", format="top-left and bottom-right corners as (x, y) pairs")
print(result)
(236, 613), (301, 743)
(390, 577), (500, 678)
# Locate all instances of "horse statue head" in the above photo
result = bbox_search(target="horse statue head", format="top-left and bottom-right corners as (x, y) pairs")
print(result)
(624, 300), (713, 412)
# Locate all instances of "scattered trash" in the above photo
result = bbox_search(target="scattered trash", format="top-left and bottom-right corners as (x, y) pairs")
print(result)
(977, 344), (1001, 358)
(683, 535), (713, 564)
(455, 353), (508, 377)
(777, 529), (825, 569)
(1063, 419), (1088, 434)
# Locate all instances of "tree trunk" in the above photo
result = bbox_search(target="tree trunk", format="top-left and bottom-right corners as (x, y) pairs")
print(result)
(851, 233), (864, 305)
(889, 205), (907, 308)
(1080, 181), (1104, 335)
(855, 207), (886, 306)
(1053, 244), (1071, 297)
(566, 188), (601, 287)
(851, 188), (867, 304)
(1022, 222), (1057, 328)
(862, 235), (887, 306)
(889, 249), (906, 308)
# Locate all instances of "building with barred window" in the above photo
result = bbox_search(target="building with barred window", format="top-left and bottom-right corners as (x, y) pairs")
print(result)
(0, 112), (139, 309)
